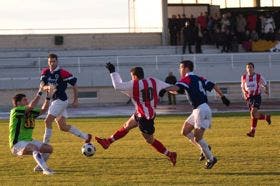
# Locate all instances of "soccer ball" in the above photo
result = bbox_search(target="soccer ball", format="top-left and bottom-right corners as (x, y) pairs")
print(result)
(81, 143), (96, 157)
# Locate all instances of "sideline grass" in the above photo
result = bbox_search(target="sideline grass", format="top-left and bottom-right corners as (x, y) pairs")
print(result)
(0, 114), (279, 185)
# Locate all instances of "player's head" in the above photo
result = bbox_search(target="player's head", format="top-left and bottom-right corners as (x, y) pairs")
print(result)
(246, 62), (255, 75)
(180, 60), (193, 77)
(48, 53), (58, 70)
(130, 67), (144, 80)
(12, 94), (28, 107)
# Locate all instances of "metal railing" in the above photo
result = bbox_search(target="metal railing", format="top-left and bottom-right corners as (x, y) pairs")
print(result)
(0, 52), (279, 89)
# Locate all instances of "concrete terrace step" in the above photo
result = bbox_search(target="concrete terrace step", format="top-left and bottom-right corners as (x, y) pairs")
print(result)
(0, 45), (245, 59)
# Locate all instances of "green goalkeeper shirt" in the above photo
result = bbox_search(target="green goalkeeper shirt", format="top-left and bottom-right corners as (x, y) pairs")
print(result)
(9, 106), (41, 148)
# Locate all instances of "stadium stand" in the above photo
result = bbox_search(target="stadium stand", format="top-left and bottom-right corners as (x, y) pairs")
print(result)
(0, 48), (280, 108)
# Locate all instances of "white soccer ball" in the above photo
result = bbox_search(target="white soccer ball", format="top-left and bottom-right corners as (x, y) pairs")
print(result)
(81, 143), (96, 157)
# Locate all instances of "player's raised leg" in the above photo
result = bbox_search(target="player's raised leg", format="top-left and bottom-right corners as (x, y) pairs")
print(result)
(95, 115), (136, 149)
(56, 116), (92, 142)
(194, 128), (217, 169)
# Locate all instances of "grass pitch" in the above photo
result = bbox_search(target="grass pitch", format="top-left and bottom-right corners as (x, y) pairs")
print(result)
(0, 113), (279, 185)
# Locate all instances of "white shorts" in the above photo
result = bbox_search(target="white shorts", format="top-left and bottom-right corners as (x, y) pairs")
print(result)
(185, 103), (212, 129)
(48, 99), (68, 118)
(11, 140), (43, 156)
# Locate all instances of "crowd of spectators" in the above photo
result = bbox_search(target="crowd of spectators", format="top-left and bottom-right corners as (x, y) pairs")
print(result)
(168, 10), (280, 53)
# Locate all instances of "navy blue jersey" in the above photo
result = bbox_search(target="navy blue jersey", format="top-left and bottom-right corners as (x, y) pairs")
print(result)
(176, 72), (215, 109)
(40, 67), (77, 101)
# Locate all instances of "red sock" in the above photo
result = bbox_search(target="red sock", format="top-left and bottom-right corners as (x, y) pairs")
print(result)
(109, 127), (128, 143)
(151, 139), (168, 155)
(258, 113), (265, 120)
(251, 118), (258, 132)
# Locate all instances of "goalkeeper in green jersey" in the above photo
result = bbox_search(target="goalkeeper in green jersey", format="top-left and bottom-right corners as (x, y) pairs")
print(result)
(9, 86), (55, 175)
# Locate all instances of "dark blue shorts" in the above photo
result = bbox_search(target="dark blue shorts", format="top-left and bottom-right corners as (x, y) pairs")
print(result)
(247, 95), (262, 110)
(134, 114), (155, 135)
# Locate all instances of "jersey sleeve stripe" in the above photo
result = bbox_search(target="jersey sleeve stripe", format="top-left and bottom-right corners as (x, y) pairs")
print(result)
(133, 80), (145, 117)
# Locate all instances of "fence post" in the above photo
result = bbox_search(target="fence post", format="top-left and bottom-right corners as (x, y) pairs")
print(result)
(268, 53), (272, 69)
(77, 57), (81, 73)
(155, 55), (159, 70)
(268, 80), (271, 99)
(38, 57), (41, 73)
(117, 56), (120, 71)
(231, 54), (234, 68)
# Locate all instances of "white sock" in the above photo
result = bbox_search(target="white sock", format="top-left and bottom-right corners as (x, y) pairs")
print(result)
(69, 126), (87, 140)
(185, 132), (201, 150)
(43, 128), (52, 144)
(32, 151), (49, 171)
(197, 139), (213, 161)
(42, 153), (50, 161)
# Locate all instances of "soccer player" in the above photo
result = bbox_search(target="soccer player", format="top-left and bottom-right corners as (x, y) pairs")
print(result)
(95, 63), (177, 166)
(9, 89), (54, 175)
(159, 60), (230, 169)
(241, 62), (271, 137)
(40, 53), (92, 144)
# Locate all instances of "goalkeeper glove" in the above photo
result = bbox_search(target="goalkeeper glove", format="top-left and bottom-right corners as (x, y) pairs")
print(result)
(159, 89), (167, 97)
(221, 96), (230, 106)
(105, 62), (115, 73)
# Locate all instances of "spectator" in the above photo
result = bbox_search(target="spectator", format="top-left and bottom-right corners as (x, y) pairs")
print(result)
(213, 27), (223, 49)
(194, 22), (203, 53)
(197, 12), (207, 31)
(189, 14), (196, 27)
(250, 29), (259, 41)
(168, 15), (180, 46)
(236, 14), (247, 42)
(247, 13), (257, 32)
(263, 13), (275, 34)
(273, 11), (280, 32)
(206, 16), (215, 44)
(221, 14), (230, 31)
(182, 21), (195, 54)
(242, 30), (252, 52)
(221, 28), (232, 53)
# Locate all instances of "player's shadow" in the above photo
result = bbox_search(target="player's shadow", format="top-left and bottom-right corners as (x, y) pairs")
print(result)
(53, 169), (90, 174)
(92, 157), (162, 160)
(215, 172), (280, 176)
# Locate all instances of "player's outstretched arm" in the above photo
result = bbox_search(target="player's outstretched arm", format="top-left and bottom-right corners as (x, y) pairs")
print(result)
(105, 62), (132, 92)
(40, 95), (51, 115)
(27, 87), (44, 111)
(159, 85), (180, 97)
(213, 84), (230, 106)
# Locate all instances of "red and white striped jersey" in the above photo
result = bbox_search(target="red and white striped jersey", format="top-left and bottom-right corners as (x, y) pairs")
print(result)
(241, 73), (267, 99)
(110, 72), (171, 119)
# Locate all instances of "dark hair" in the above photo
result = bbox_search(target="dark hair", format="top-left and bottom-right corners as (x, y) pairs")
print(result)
(180, 60), (194, 71)
(48, 53), (58, 60)
(12, 94), (26, 107)
(130, 67), (144, 79)
(246, 62), (254, 68)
